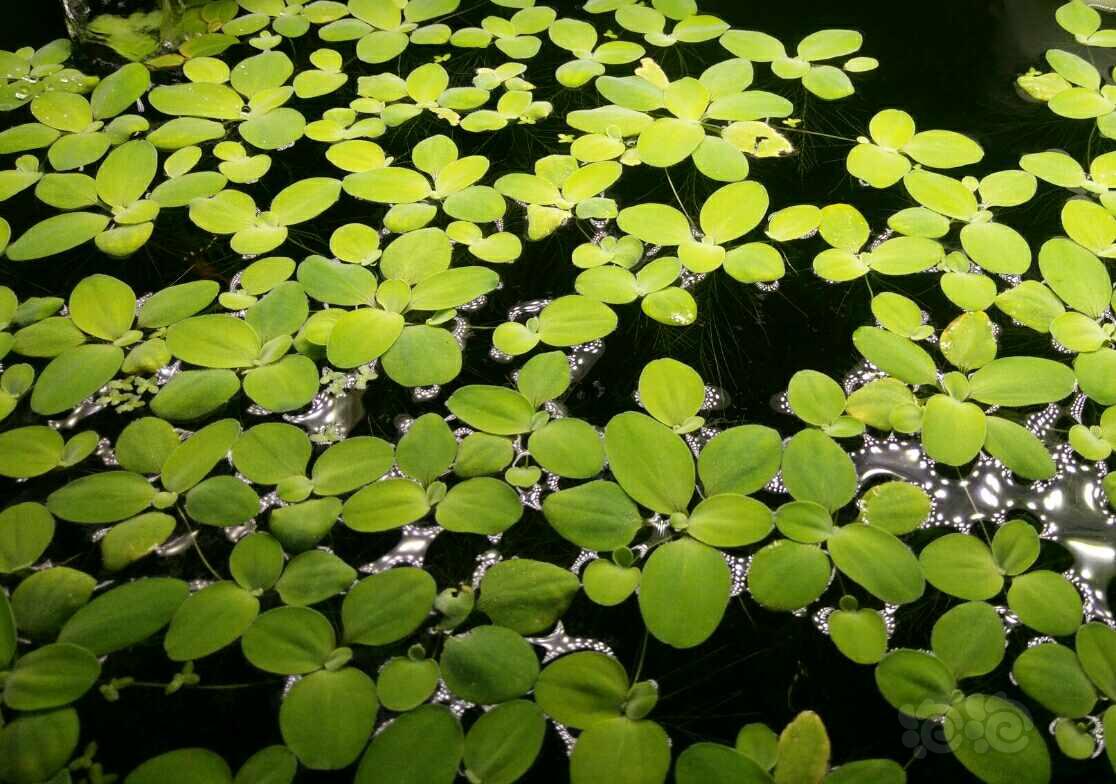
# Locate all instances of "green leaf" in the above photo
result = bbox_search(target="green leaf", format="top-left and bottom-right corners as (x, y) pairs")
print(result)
(342, 568), (436, 645)
(859, 482), (930, 535)
(968, 357), (1076, 406)
(543, 480), (643, 550)
(537, 295), (618, 346)
(447, 386), (535, 435)
(931, 601), (1005, 679)
(309, 436), (393, 496)
(944, 694), (1050, 784)
(875, 649), (956, 718)
(640, 537), (730, 648)
(441, 624), (539, 704)
(605, 412), (694, 513)
(377, 656), (440, 712)
(47, 470), (155, 523)
(616, 203), (692, 246)
(100, 512), (176, 572)
(167, 315), (261, 368)
(638, 358), (705, 427)
(0, 426), (63, 478)
(675, 742), (773, 784)
(326, 308), (404, 368)
(164, 582), (259, 661)
(11, 567), (95, 638)
(571, 718), (671, 784)
(534, 651), (628, 729)
(0, 708), (81, 784)
(185, 476), (260, 526)
(922, 394), (986, 466)
(1076, 623), (1116, 700)
(983, 417), (1056, 479)
(274, 550), (356, 607)
(6, 211), (110, 261)
(852, 327), (937, 386)
(382, 325), (463, 386)
(828, 523), (924, 604)
(436, 477), (523, 535)
(637, 117), (705, 167)
(0, 502), (54, 572)
(788, 370), (846, 426)
(1038, 237), (1111, 318)
(58, 577), (188, 655)
(344, 478), (430, 532)
(699, 425), (782, 495)
(828, 607), (888, 665)
(354, 705), (462, 784)
(463, 702), (546, 784)
(1013, 642), (1096, 717)
(234, 747), (296, 784)
(2, 642), (99, 711)
(344, 166), (432, 203)
(1007, 570), (1082, 636)
(959, 222), (1031, 275)
(478, 558), (579, 634)
(920, 533), (1002, 600)
(747, 541), (831, 611)
(271, 177), (341, 225)
(774, 711), (830, 784)
(241, 606), (335, 674)
(280, 668), (379, 770)
(781, 429), (857, 512)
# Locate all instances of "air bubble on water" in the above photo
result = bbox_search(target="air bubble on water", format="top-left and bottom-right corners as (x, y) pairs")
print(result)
(412, 384), (441, 402)
(96, 437), (118, 467)
(156, 531), (198, 557)
(360, 524), (442, 573)
(528, 621), (614, 663)
(570, 550), (597, 575)
(224, 521), (257, 543)
(471, 549), (502, 588)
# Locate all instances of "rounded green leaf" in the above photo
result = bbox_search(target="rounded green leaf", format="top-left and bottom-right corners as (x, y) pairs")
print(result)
(436, 478), (523, 535)
(354, 705), (462, 784)
(463, 700), (546, 784)
(241, 606), (335, 674)
(875, 649), (956, 718)
(781, 429), (857, 512)
(828, 523), (924, 604)
(30, 343), (123, 416)
(640, 537), (730, 648)
(571, 718), (670, 784)
(931, 601), (1005, 679)
(605, 412), (694, 514)
(163, 581), (259, 662)
(542, 480), (643, 550)
(342, 567), (436, 646)
(478, 558), (579, 634)
(1007, 570), (1082, 636)
(280, 668), (378, 770)
(47, 471), (155, 523)
(343, 479), (430, 533)
(2, 642), (99, 711)
(58, 577), (188, 655)
(747, 540), (831, 611)
(943, 694), (1051, 784)
(441, 625), (539, 704)
(535, 651), (628, 729)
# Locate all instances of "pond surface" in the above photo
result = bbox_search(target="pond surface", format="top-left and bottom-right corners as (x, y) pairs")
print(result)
(1, 1), (1112, 782)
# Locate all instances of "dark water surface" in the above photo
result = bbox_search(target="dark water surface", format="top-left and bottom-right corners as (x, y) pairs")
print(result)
(2, 1), (1111, 782)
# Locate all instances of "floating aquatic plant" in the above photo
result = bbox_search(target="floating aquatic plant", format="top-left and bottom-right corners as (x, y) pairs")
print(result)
(2, 0), (1116, 782)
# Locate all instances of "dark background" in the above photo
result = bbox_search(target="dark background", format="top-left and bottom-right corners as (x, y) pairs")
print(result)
(1, 1), (1111, 782)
